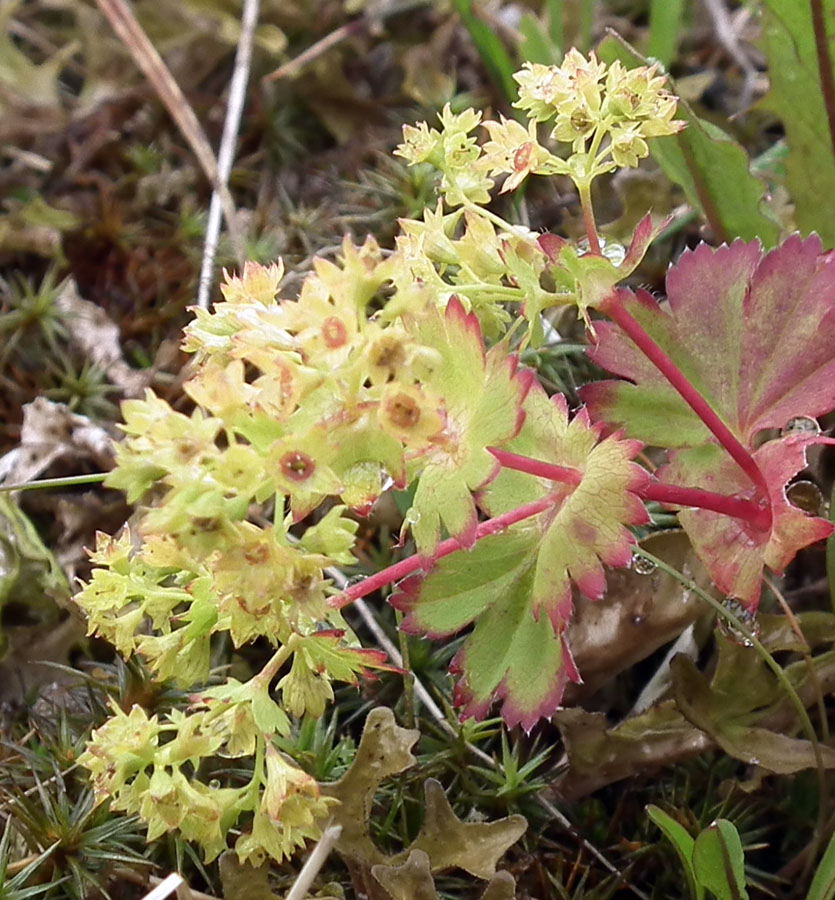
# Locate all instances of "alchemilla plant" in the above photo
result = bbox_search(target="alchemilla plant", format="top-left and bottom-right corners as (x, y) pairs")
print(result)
(76, 50), (835, 863)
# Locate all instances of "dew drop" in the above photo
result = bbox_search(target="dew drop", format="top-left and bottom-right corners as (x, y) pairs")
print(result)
(717, 596), (759, 647)
(208, 779), (221, 790)
(405, 509), (421, 526)
(786, 479), (825, 516)
(781, 416), (821, 437)
(600, 240), (626, 267)
(577, 237), (626, 266)
(631, 553), (657, 575)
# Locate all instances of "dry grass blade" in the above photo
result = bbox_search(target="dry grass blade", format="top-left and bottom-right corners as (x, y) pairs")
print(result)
(263, 21), (363, 83)
(141, 872), (187, 900)
(197, 0), (260, 308)
(94, 0), (245, 263)
(284, 824), (343, 900)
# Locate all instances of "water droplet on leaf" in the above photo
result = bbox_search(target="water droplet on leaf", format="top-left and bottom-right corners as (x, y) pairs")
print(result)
(786, 479), (825, 515)
(781, 416), (821, 437)
(717, 596), (759, 647)
(631, 553), (656, 575)
(601, 239), (626, 266)
(208, 779), (221, 790)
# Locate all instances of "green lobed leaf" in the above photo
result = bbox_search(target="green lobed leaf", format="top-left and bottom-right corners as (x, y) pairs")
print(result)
(760, 0), (835, 248)
(406, 297), (531, 555)
(322, 707), (420, 867)
(393, 385), (648, 729)
(598, 35), (779, 245)
(372, 850), (519, 900)
(671, 653), (835, 774)
(373, 850), (441, 900)
(409, 779), (526, 878)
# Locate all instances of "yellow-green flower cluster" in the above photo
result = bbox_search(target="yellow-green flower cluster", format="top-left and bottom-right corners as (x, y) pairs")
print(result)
(79, 690), (333, 864)
(395, 105), (494, 205)
(513, 50), (683, 176)
(397, 50), (683, 198)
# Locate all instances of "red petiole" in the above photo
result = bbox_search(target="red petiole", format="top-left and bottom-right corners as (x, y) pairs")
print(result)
(598, 290), (773, 529)
(489, 448), (771, 531)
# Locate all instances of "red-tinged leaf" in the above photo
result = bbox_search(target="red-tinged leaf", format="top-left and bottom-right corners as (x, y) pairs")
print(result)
(583, 235), (835, 447)
(450, 570), (579, 731)
(621, 213), (671, 275)
(483, 384), (648, 627)
(540, 215), (667, 325)
(393, 529), (577, 731)
(661, 435), (835, 605)
(581, 235), (835, 605)
(406, 297), (532, 554)
(393, 385), (649, 729)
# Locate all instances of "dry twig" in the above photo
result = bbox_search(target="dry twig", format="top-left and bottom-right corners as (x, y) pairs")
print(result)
(94, 0), (245, 262)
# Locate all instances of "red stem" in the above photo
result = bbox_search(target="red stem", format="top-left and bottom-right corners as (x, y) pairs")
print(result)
(489, 448), (582, 485)
(329, 493), (558, 609)
(331, 441), (775, 610)
(643, 482), (770, 530)
(599, 291), (772, 527)
(488, 448), (771, 531)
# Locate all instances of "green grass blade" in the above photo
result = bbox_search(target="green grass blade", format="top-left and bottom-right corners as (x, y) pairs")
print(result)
(807, 826), (835, 900)
(646, 805), (703, 900)
(546, 0), (563, 51)
(450, 0), (518, 105)
(577, 0), (593, 53)
(519, 12), (560, 65)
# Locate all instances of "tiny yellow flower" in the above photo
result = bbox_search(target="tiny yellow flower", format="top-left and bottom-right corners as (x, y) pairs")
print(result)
(481, 117), (554, 193)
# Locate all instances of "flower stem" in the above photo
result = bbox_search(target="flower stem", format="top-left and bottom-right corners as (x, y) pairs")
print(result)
(577, 179), (601, 255)
(599, 289), (772, 527)
(254, 634), (299, 686)
(329, 493), (559, 609)
(462, 200), (517, 234)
